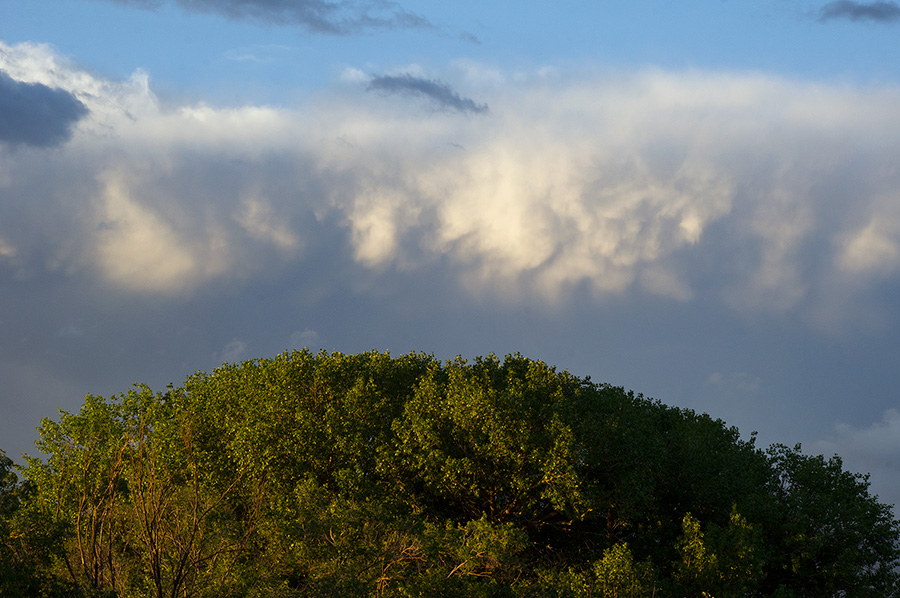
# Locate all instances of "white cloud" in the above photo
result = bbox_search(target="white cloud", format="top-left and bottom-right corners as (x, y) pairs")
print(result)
(837, 195), (900, 275)
(235, 195), (301, 253)
(346, 189), (411, 267)
(4, 40), (900, 327)
(340, 67), (369, 84)
(91, 169), (233, 294)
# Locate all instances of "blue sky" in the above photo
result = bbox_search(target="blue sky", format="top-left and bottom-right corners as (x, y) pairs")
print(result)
(2, 0), (900, 512)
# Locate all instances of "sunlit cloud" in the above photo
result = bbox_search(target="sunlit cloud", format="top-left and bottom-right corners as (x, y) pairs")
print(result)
(837, 195), (900, 275)
(3, 40), (900, 333)
(91, 169), (234, 294)
(235, 195), (302, 252)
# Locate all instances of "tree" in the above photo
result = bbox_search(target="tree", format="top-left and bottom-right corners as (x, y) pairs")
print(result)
(10, 351), (900, 597)
(24, 394), (130, 594)
(763, 444), (900, 597)
(118, 386), (262, 598)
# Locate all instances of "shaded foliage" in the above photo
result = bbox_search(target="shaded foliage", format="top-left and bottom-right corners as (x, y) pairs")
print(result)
(1, 351), (897, 596)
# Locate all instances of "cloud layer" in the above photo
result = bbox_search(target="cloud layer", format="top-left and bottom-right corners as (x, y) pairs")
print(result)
(2, 35), (900, 524)
(3, 41), (900, 512)
(3, 41), (900, 334)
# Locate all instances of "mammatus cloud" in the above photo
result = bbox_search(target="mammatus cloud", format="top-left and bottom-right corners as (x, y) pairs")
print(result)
(818, 1), (900, 22)
(367, 74), (489, 114)
(0, 71), (88, 147)
(4, 40), (900, 334)
(104, 0), (435, 34)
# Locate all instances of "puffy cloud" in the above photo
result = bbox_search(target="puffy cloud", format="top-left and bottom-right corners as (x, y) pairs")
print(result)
(818, 1), (900, 22)
(0, 71), (88, 147)
(836, 193), (900, 275)
(235, 195), (302, 252)
(90, 169), (234, 294)
(0, 41), (158, 133)
(5, 40), (900, 503)
(3, 40), (900, 332)
(367, 74), (489, 114)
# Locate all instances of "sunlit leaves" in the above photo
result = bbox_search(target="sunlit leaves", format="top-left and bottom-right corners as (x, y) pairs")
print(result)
(7, 350), (899, 596)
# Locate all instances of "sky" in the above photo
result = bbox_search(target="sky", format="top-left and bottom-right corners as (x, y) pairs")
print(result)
(1, 0), (899, 511)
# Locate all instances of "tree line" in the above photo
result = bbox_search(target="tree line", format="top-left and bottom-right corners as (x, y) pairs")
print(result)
(1, 350), (898, 596)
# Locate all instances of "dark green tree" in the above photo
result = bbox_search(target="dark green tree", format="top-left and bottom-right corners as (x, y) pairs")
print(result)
(763, 444), (900, 597)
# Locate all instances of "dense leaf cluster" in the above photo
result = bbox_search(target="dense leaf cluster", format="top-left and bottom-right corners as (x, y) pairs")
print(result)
(1, 351), (898, 597)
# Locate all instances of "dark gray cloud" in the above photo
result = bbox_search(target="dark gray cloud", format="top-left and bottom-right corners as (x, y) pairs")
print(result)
(818, 1), (900, 22)
(106, 0), (435, 34)
(367, 74), (489, 114)
(0, 72), (88, 147)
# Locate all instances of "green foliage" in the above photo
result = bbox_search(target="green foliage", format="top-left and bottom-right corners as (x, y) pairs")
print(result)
(670, 509), (763, 597)
(4, 350), (898, 597)
(388, 355), (589, 527)
(592, 542), (658, 597)
(764, 444), (900, 597)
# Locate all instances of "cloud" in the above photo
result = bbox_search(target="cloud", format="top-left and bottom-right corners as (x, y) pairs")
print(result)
(4, 40), (900, 334)
(836, 193), (900, 275)
(236, 196), (301, 252)
(91, 169), (235, 294)
(4, 41), (900, 510)
(290, 329), (320, 349)
(818, 1), (900, 22)
(0, 237), (15, 259)
(367, 74), (489, 114)
(104, 0), (435, 34)
(0, 71), (88, 147)
(216, 338), (249, 364)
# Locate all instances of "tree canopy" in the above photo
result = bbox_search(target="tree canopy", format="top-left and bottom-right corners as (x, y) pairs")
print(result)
(1, 350), (898, 597)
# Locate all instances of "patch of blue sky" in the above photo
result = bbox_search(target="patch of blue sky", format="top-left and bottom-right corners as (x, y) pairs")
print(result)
(3, 0), (899, 109)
